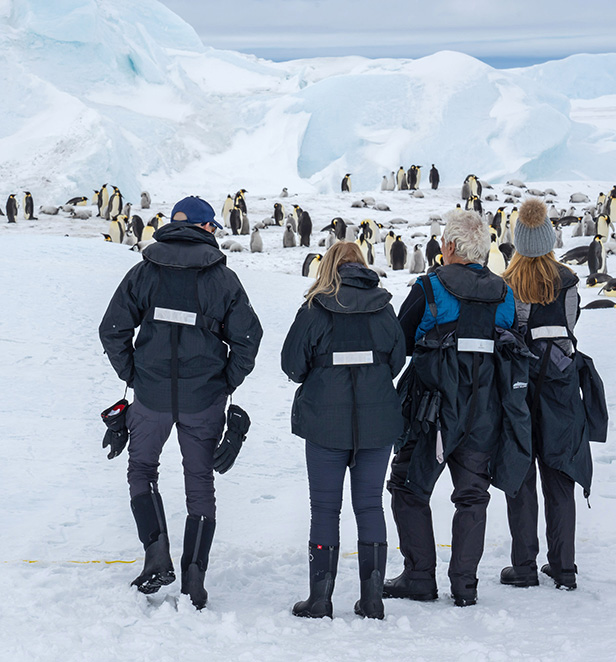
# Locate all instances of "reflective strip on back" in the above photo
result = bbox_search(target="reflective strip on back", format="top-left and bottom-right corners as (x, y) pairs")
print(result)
(457, 338), (495, 353)
(530, 325), (568, 340)
(332, 351), (374, 365)
(153, 307), (197, 326)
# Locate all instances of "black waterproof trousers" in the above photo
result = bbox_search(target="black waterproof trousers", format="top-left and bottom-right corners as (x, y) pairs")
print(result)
(126, 395), (227, 519)
(306, 440), (392, 546)
(388, 439), (491, 594)
(505, 457), (576, 572)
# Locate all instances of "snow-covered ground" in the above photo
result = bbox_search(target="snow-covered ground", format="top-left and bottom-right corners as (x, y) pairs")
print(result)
(1, 178), (615, 662)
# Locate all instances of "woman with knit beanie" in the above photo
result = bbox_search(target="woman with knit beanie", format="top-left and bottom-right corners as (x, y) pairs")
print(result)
(499, 197), (592, 591)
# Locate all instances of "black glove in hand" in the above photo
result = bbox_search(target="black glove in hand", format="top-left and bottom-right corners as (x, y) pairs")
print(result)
(102, 427), (129, 459)
(100, 399), (130, 460)
(213, 404), (251, 474)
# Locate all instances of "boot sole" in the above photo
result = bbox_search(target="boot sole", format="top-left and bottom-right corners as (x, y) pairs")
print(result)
(500, 578), (539, 587)
(133, 571), (176, 594)
(382, 589), (438, 601)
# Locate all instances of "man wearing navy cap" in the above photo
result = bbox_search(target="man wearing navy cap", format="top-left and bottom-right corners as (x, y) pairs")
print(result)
(99, 195), (262, 609)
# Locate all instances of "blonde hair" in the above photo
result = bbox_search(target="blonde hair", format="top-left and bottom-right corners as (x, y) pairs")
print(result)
(503, 251), (566, 304)
(305, 241), (367, 306)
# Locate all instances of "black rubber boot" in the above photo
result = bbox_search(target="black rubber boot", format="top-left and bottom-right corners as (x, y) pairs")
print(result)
(130, 486), (175, 594)
(354, 542), (387, 620)
(293, 543), (339, 619)
(383, 568), (438, 601)
(451, 578), (478, 607)
(541, 564), (577, 590)
(500, 565), (539, 587)
(181, 515), (216, 610)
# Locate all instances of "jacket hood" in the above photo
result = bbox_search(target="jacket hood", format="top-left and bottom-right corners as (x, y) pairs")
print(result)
(143, 223), (226, 269)
(315, 263), (392, 313)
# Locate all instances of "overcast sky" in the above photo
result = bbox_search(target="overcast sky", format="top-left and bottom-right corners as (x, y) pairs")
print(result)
(157, 0), (615, 66)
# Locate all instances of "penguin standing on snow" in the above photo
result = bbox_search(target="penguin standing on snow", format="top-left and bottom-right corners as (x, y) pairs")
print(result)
(222, 195), (234, 227)
(384, 230), (396, 267)
(355, 233), (375, 265)
(140, 191), (151, 209)
(273, 202), (285, 226)
(6, 194), (18, 223)
(229, 207), (242, 235)
(425, 235), (440, 267)
(234, 189), (247, 215)
(390, 236), (407, 270)
(298, 210), (312, 247)
(99, 184), (109, 218)
(588, 235), (607, 275)
(397, 167), (408, 190)
(23, 192), (36, 220)
(486, 234), (507, 275)
(107, 215), (125, 244)
(597, 214), (612, 241)
(429, 164), (439, 190)
(250, 227), (263, 253)
(283, 223), (296, 248)
(107, 186), (123, 220)
(341, 174), (352, 193)
(408, 244), (425, 274)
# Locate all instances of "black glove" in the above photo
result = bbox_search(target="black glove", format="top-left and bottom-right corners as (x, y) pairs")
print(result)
(101, 399), (130, 460)
(213, 404), (250, 474)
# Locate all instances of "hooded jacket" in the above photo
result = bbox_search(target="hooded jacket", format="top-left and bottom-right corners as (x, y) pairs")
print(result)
(281, 263), (406, 451)
(99, 223), (262, 413)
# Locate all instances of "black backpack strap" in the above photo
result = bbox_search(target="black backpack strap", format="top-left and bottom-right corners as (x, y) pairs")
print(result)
(420, 275), (441, 341)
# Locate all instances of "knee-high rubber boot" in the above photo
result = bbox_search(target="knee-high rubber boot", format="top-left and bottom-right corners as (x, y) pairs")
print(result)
(354, 542), (387, 619)
(293, 543), (339, 619)
(130, 486), (175, 594)
(181, 515), (216, 610)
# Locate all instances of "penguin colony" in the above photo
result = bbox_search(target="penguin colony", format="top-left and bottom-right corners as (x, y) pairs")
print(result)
(5, 172), (614, 313)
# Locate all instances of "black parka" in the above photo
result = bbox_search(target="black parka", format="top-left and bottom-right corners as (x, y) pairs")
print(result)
(99, 223), (262, 413)
(281, 264), (406, 451)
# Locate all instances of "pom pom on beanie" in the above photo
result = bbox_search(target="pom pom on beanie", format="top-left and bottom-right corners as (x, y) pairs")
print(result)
(518, 198), (548, 229)
(514, 197), (555, 257)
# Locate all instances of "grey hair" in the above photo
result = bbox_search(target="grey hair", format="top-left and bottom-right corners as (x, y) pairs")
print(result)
(442, 210), (490, 264)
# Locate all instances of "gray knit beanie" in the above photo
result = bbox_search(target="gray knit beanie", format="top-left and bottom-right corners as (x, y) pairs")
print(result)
(514, 198), (555, 257)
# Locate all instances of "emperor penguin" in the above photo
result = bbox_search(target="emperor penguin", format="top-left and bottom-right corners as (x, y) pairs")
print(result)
(107, 186), (123, 220)
(486, 234), (506, 275)
(148, 212), (165, 231)
(280, 187), (289, 198)
(381, 176), (389, 192)
(500, 221), (512, 246)
(230, 207), (242, 235)
(596, 192), (606, 212)
(273, 202), (285, 226)
(429, 164), (439, 190)
(107, 215), (125, 244)
(571, 218), (584, 238)
(286, 213), (297, 232)
(331, 217), (347, 241)
(23, 192), (36, 220)
(390, 236), (408, 270)
(122, 202), (132, 218)
(425, 235), (440, 267)
(291, 204), (302, 227)
(91, 190), (99, 206)
(141, 191), (151, 209)
(125, 214), (144, 244)
(282, 223), (296, 248)
(583, 211), (596, 236)
(355, 233), (375, 265)
(597, 214), (612, 241)
(240, 211), (250, 235)
(387, 171), (396, 191)
(302, 253), (323, 278)
(430, 219), (441, 238)
(250, 227), (263, 253)
(554, 225), (563, 249)
(99, 184), (110, 218)
(586, 273), (611, 288)
(599, 278), (616, 296)
(407, 165), (421, 190)
(325, 229), (336, 249)
(234, 189), (247, 215)
(341, 174), (352, 193)
(222, 195), (234, 227)
(509, 207), (519, 238)
(6, 194), (18, 222)
(397, 167), (408, 191)
(408, 244), (425, 274)
(298, 210), (312, 247)
(384, 230), (396, 267)
(461, 178), (471, 200)
(141, 221), (156, 242)
(66, 196), (88, 206)
(588, 235), (607, 275)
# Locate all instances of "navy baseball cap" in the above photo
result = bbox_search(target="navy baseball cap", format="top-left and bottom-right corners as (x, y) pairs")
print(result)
(171, 196), (222, 229)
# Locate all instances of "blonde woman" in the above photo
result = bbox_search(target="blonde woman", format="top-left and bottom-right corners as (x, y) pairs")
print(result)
(281, 242), (405, 619)
(500, 198), (591, 591)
